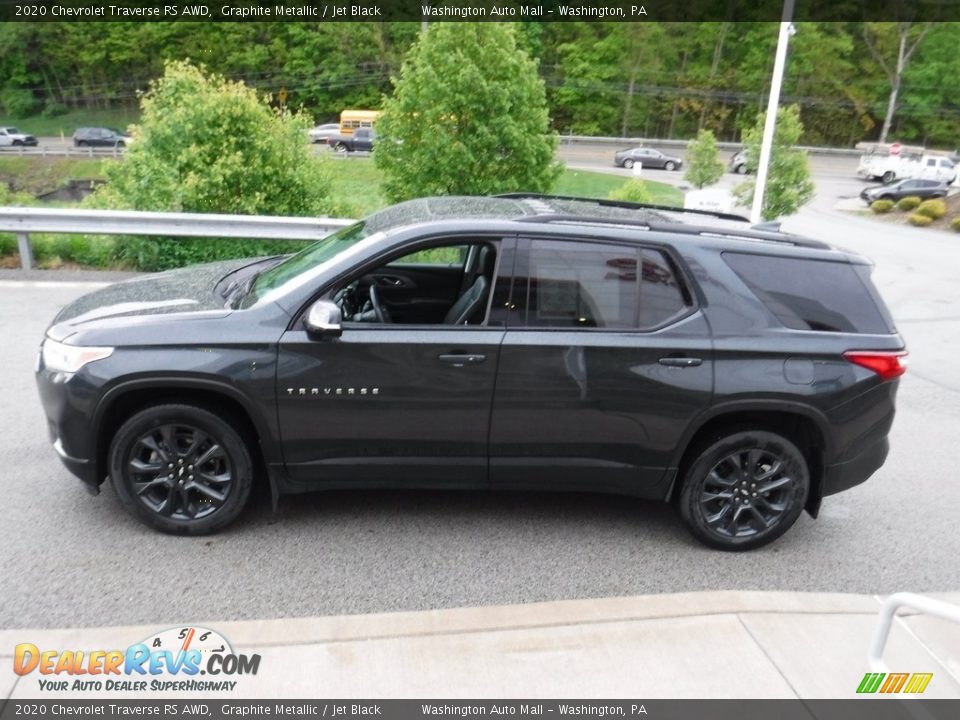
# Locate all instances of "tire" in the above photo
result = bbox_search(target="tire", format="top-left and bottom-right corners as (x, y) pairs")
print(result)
(12, 140), (23, 147)
(108, 404), (254, 535)
(678, 430), (809, 551)
(116, 141), (125, 148)
(882, 171), (896, 184)
(333, 143), (348, 153)
(622, 158), (634, 169)
(735, 164), (747, 175)
(664, 161), (677, 171)
(76, 140), (87, 147)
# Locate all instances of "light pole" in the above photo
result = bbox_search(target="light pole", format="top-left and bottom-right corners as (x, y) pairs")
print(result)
(750, 0), (796, 224)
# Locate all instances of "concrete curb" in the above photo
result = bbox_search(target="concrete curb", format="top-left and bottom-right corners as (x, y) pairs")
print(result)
(3, 591), (957, 649)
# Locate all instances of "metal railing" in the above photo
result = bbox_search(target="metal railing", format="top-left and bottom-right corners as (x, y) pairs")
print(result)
(869, 592), (960, 672)
(0, 207), (354, 270)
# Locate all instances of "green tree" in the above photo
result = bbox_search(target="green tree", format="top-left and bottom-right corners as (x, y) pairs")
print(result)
(734, 105), (814, 221)
(92, 60), (335, 217)
(683, 128), (724, 188)
(374, 23), (562, 201)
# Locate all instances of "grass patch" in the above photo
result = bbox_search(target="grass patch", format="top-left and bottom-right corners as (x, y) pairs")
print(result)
(554, 169), (682, 206)
(0, 157), (112, 195)
(0, 108), (140, 138)
(324, 157), (683, 215)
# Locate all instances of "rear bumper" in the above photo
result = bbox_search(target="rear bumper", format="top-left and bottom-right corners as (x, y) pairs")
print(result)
(822, 435), (889, 497)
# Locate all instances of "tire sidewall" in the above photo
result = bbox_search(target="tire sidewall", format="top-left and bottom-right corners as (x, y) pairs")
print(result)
(109, 405), (253, 535)
(679, 430), (809, 551)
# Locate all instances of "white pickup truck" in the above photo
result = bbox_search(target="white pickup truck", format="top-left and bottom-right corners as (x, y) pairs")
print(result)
(0, 126), (38, 147)
(856, 142), (956, 184)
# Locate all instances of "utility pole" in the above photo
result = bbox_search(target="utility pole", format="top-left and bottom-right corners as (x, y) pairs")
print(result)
(750, 0), (795, 224)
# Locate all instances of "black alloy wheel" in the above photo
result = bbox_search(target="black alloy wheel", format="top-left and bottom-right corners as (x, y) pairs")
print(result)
(679, 430), (809, 551)
(109, 404), (254, 534)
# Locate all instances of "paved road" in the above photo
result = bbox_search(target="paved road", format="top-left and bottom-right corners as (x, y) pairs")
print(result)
(1, 160), (959, 630)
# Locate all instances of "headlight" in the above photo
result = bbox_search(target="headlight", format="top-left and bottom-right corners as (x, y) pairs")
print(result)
(41, 339), (113, 373)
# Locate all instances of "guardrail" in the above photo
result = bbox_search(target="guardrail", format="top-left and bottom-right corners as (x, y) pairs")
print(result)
(869, 592), (960, 672)
(0, 145), (127, 158)
(558, 135), (865, 157)
(0, 207), (354, 271)
(3, 135), (871, 159)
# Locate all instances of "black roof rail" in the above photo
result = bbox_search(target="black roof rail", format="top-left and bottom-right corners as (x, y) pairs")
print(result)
(512, 214), (830, 249)
(496, 192), (751, 223)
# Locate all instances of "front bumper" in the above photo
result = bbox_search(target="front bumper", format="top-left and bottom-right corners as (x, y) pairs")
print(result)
(36, 361), (102, 493)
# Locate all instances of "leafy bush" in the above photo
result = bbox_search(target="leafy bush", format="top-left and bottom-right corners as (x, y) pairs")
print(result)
(916, 199), (947, 219)
(0, 88), (39, 117)
(609, 179), (653, 204)
(951, 217), (960, 232)
(89, 60), (341, 270)
(908, 213), (933, 227)
(375, 23), (562, 201)
(41, 101), (68, 118)
(897, 196), (922, 211)
(870, 199), (895, 213)
(112, 237), (305, 272)
(0, 233), (15, 257)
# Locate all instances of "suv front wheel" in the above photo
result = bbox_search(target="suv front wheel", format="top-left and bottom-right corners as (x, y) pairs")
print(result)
(108, 404), (254, 535)
(678, 430), (809, 551)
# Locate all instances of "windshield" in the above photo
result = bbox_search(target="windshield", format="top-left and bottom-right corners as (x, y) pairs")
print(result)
(240, 221), (370, 307)
(6, 127), (19, 134)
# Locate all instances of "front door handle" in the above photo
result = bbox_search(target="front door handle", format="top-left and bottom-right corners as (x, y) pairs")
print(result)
(658, 356), (703, 368)
(438, 353), (486, 366)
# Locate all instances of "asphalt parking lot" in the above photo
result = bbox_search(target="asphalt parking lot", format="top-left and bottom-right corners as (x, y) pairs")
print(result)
(1, 161), (958, 630)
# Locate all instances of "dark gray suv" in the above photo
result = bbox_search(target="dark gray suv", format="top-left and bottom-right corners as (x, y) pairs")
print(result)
(35, 195), (906, 550)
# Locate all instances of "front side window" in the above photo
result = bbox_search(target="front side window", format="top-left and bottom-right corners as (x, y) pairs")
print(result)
(516, 240), (689, 330)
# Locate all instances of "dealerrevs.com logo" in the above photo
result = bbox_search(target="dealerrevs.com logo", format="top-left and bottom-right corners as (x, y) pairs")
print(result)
(13, 626), (260, 693)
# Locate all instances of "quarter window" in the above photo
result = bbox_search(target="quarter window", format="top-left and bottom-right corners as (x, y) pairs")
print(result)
(519, 240), (689, 330)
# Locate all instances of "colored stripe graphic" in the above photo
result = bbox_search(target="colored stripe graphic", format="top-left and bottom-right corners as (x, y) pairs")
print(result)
(857, 673), (885, 693)
(880, 673), (910, 693)
(904, 673), (934, 694)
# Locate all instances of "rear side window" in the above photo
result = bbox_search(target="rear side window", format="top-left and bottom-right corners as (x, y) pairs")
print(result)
(723, 252), (896, 334)
(518, 240), (689, 329)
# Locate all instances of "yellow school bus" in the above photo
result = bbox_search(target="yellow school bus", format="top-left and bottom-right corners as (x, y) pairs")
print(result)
(339, 110), (380, 136)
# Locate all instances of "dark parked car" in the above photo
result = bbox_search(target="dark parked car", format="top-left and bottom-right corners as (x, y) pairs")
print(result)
(73, 127), (130, 147)
(36, 195), (905, 550)
(330, 127), (376, 153)
(860, 178), (949, 204)
(614, 147), (683, 171)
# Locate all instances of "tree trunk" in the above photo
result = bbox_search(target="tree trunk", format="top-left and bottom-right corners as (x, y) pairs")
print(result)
(621, 75), (636, 137)
(667, 49), (688, 139)
(878, 33), (907, 143)
(699, 23), (729, 131)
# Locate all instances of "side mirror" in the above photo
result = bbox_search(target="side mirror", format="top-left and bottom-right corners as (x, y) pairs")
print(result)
(304, 300), (342, 338)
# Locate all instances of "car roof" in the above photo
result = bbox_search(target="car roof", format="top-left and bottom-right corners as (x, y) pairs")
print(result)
(361, 194), (831, 251)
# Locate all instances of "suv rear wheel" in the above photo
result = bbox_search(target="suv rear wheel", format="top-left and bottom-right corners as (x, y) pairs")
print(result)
(678, 430), (809, 551)
(108, 404), (254, 535)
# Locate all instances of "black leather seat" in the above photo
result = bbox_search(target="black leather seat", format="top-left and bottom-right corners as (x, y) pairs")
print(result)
(443, 246), (496, 325)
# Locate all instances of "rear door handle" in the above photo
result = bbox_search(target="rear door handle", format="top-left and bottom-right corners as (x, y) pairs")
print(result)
(438, 353), (486, 366)
(658, 356), (703, 368)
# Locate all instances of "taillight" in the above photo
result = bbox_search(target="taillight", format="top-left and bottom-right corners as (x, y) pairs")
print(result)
(843, 350), (908, 381)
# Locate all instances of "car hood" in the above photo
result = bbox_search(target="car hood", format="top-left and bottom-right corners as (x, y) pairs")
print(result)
(51, 258), (257, 327)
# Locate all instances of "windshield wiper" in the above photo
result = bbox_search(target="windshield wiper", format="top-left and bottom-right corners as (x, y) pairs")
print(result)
(226, 271), (261, 309)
